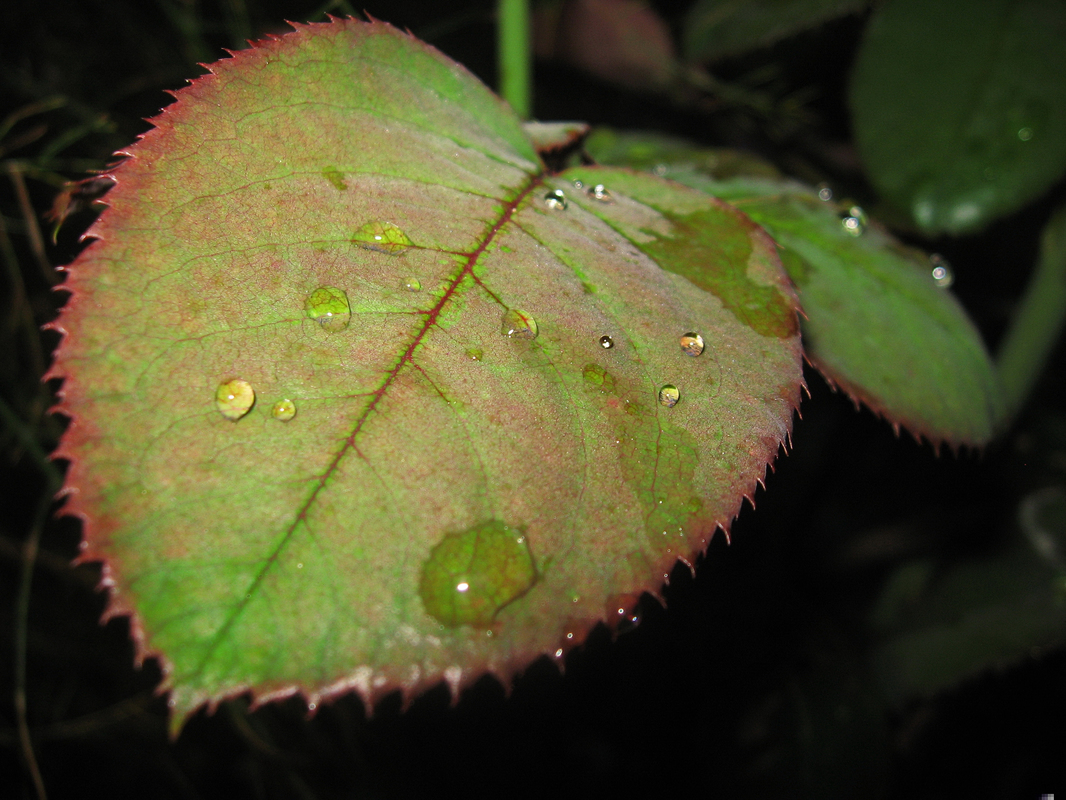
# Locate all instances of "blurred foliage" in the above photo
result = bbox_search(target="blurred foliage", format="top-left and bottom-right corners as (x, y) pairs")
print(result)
(1, 0), (1064, 798)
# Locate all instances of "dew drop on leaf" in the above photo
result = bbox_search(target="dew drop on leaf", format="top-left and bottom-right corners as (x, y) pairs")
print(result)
(841, 206), (868, 237)
(402, 276), (421, 292)
(587, 183), (613, 203)
(271, 399), (296, 421)
(501, 308), (538, 340)
(817, 183), (833, 202)
(930, 254), (954, 288)
(304, 286), (351, 332)
(658, 384), (680, 408)
(215, 379), (255, 421)
(418, 520), (538, 628)
(543, 189), (568, 210)
(679, 332), (705, 357)
(599, 335), (614, 349)
(352, 220), (414, 254)
(465, 347), (484, 361)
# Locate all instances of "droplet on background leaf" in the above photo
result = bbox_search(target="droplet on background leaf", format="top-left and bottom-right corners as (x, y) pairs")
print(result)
(588, 183), (613, 202)
(501, 308), (538, 340)
(418, 520), (538, 628)
(403, 277), (422, 292)
(271, 399), (297, 421)
(841, 206), (868, 236)
(599, 335), (615, 349)
(304, 286), (351, 332)
(215, 379), (255, 421)
(352, 220), (414, 254)
(543, 189), (568, 210)
(679, 332), (705, 356)
(658, 384), (680, 407)
(930, 254), (954, 288)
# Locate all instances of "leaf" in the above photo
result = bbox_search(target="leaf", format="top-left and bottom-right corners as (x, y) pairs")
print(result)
(683, 0), (869, 63)
(51, 19), (802, 728)
(586, 129), (1004, 446)
(849, 0), (1066, 234)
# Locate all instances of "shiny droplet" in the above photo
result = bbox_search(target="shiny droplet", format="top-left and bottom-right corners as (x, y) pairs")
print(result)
(588, 183), (613, 203)
(679, 332), (705, 357)
(419, 520), (538, 628)
(466, 348), (484, 361)
(658, 384), (680, 408)
(352, 220), (414, 254)
(571, 179), (585, 190)
(544, 189), (568, 210)
(215, 379), (255, 421)
(403, 277), (422, 292)
(816, 183), (833, 202)
(1018, 127), (1033, 141)
(841, 206), (868, 237)
(599, 335), (614, 349)
(501, 308), (538, 340)
(271, 399), (296, 421)
(930, 254), (954, 288)
(305, 286), (351, 332)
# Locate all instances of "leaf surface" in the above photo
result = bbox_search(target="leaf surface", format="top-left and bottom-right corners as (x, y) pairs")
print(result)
(52, 20), (802, 727)
(849, 0), (1066, 234)
(586, 129), (1004, 445)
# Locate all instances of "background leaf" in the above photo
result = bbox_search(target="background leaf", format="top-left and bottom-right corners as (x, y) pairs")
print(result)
(586, 129), (1004, 446)
(849, 0), (1066, 234)
(52, 20), (802, 727)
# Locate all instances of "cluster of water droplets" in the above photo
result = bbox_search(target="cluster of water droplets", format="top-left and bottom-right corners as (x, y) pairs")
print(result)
(840, 205), (868, 237)
(213, 379), (297, 423)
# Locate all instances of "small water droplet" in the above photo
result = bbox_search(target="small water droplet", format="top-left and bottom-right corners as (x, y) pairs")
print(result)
(930, 254), (954, 288)
(271, 398), (296, 421)
(679, 332), (704, 357)
(599, 335), (614, 349)
(305, 286), (351, 332)
(817, 183), (833, 202)
(544, 189), (568, 210)
(352, 220), (414, 254)
(588, 183), (612, 203)
(658, 384), (680, 408)
(466, 348), (484, 361)
(501, 308), (538, 340)
(571, 179), (585, 190)
(1018, 127), (1033, 141)
(419, 519), (538, 628)
(403, 276), (422, 292)
(296, 562), (304, 569)
(215, 379), (255, 421)
(308, 702), (317, 711)
(841, 206), (868, 237)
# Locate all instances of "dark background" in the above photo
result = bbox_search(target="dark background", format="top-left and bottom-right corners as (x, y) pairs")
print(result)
(1, 1), (1064, 797)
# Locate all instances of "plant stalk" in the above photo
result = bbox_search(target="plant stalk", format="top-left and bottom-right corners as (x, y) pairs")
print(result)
(497, 0), (531, 119)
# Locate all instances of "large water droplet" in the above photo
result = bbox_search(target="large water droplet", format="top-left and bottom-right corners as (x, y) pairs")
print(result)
(215, 379), (255, 421)
(543, 189), (568, 210)
(930, 254), (954, 288)
(272, 398), (296, 421)
(419, 520), (537, 628)
(658, 384), (680, 408)
(305, 286), (351, 332)
(402, 277), (422, 292)
(599, 335), (614, 349)
(501, 308), (538, 340)
(841, 206), (868, 237)
(352, 220), (414, 254)
(587, 183), (613, 203)
(679, 332), (705, 357)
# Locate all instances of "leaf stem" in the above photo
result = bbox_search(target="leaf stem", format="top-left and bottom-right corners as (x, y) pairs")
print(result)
(995, 203), (1066, 422)
(497, 0), (531, 119)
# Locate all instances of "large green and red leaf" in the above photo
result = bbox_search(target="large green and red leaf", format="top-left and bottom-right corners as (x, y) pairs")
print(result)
(52, 19), (801, 728)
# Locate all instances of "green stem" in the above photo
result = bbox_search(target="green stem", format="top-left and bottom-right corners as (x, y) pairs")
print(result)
(995, 203), (1066, 422)
(497, 0), (531, 119)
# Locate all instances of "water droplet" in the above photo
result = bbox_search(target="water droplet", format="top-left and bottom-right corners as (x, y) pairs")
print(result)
(544, 189), (568, 210)
(816, 183), (833, 202)
(930, 254), (954, 288)
(658, 384), (680, 408)
(419, 519), (538, 628)
(352, 220), (414, 254)
(679, 332), (704, 357)
(587, 183), (613, 203)
(403, 276), (422, 292)
(841, 206), (867, 237)
(305, 286), (351, 332)
(271, 398), (296, 421)
(1018, 127), (1033, 141)
(599, 335), (614, 349)
(215, 379), (255, 421)
(501, 308), (538, 340)
(571, 179), (585, 190)
(466, 348), (484, 361)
